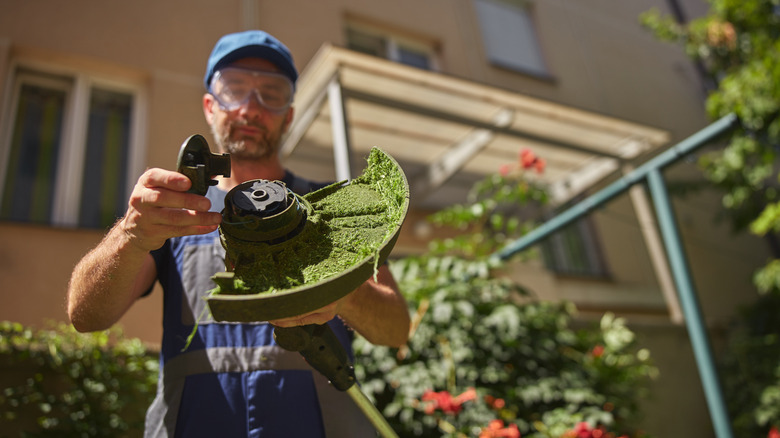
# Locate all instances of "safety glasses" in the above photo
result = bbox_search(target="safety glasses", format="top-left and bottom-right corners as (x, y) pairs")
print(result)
(209, 68), (294, 114)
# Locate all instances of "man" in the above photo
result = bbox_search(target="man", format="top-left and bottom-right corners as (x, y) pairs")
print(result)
(67, 30), (410, 437)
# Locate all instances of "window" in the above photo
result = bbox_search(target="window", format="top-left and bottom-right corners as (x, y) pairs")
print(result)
(474, 0), (549, 77)
(541, 215), (609, 278)
(0, 67), (143, 229)
(346, 26), (438, 71)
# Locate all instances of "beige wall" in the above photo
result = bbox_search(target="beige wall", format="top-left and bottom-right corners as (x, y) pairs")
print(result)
(0, 223), (164, 345)
(0, 0), (767, 436)
(256, 0), (711, 137)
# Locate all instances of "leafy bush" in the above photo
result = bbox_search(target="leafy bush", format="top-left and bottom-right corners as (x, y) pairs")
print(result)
(354, 152), (657, 437)
(641, 1), (780, 436)
(718, 294), (780, 436)
(0, 321), (158, 437)
(355, 256), (656, 437)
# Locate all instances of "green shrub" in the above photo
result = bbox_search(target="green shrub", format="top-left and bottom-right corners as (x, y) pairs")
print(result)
(641, 2), (780, 435)
(719, 294), (780, 436)
(354, 256), (657, 437)
(354, 159), (657, 437)
(0, 321), (158, 437)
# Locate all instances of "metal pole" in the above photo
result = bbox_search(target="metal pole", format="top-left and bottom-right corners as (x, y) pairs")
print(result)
(646, 169), (734, 438)
(626, 172), (684, 323)
(492, 113), (738, 261)
(487, 114), (740, 436)
(347, 385), (399, 438)
(328, 74), (352, 181)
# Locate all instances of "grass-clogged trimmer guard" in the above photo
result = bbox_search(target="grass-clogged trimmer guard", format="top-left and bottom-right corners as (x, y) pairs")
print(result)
(205, 147), (409, 323)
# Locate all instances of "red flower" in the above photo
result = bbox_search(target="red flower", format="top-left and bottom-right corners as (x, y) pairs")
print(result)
(479, 419), (521, 438)
(420, 388), (477, 415)
(484, 394), (506, 409)
(561, 422), (597, 438)
(499, 163), (513, 176)
(575, 422), (593, 438)
(769, 426), (780, 438)
(591, 345), (605, 358)
(455, 387), (477, 404)
(534, 157), (546, 174)
(518, 148), (546, 174)
(519, 149), (536, 169)
(562, 422), (626, 438)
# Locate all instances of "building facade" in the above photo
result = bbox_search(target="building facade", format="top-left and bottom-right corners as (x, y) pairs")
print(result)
(0, 1), (767, 436)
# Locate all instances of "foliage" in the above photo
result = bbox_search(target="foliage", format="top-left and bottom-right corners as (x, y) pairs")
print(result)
(641, 1), (780, 435)
(354, 152), (657, 437)
(426, 157), (548, 258)
(0, 321), (158, 437)
(640, 0), (780, 250)
(718, 293), (780, 437)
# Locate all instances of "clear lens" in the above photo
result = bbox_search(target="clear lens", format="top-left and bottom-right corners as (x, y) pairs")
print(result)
(210, 68), (293, 113)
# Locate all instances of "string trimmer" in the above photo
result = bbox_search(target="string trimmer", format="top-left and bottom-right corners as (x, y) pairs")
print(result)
(176, 134), (409, 437)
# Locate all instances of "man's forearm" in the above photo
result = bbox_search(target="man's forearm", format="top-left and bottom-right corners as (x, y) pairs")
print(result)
(338, 265), (410, 348)
(67, 218), (155, 332)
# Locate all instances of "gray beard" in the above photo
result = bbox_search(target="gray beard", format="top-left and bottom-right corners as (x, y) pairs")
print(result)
(211, 124), (276, 161)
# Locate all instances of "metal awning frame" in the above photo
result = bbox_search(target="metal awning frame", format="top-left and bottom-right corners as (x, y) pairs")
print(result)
(281, 44), (670, 207)
(493, 113), (740, 438)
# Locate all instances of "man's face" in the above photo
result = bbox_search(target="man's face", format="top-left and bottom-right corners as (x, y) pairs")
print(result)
(204, 58), (294, 161)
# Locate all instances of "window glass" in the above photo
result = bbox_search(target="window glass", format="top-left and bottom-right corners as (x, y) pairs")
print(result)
(346, 28), (387, 58)
(474, 0), (548, 76)
(80, 88), (133, 228)
(1, 77), (68, 224)
(398, 46), (431, 70)
(541, 216), (609, 278)
(345, 26), (436, 71)
(1, 68), (138, 229)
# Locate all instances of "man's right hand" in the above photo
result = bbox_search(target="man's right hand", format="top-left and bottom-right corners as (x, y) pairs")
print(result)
(67, 167), (224, 332)
(120, 168), (223, 252)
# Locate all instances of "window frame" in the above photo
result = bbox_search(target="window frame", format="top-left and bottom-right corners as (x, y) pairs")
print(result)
(345, 23), (440, 71)
(473, 0), (551, 79)
(540, 212), (610, 279)
(0, 58), (146, 228)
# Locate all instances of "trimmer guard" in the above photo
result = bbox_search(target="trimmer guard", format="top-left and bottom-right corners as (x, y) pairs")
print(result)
(205, 147), (409, 322)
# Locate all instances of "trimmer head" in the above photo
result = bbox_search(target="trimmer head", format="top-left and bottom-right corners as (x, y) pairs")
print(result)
(204, 147), (410, 322)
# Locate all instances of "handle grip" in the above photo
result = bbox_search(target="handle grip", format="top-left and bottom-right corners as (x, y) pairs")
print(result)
(176, 134), (231, 195)
(273, 324), (356, 391)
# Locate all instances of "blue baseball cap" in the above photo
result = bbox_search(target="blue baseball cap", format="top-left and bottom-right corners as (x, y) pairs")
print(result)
(204, 30), (298, 90)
